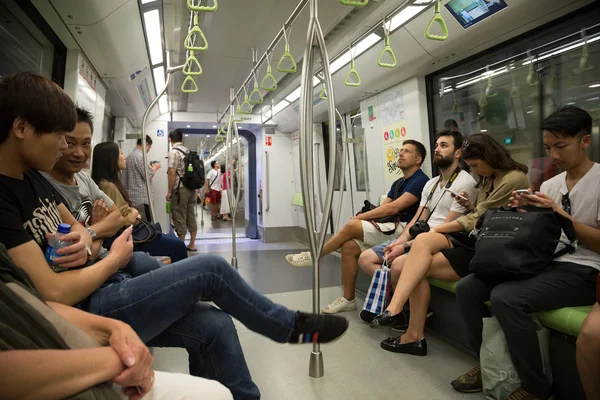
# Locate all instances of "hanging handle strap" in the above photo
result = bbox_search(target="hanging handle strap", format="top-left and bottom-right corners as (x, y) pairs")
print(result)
(425, 0), (448, 41)
(181, 75), (198, 93)
(278, 25), (297, 73)
(185, 15), (208, 51)
(377, 19), (397, 68)
(187, 0), (218, 12)
(183, 50), (203, 76)
(344, 45), (361, 87)
(260, 51), (278, 91)
(239, 85), (253, 114)
(319, 84), (328, 101)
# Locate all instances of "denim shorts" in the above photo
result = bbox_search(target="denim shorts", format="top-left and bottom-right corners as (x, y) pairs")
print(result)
(370, 239), (395, 260)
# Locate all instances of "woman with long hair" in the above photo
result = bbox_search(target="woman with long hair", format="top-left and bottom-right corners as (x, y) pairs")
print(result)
(92, 142), (188, 263)
(369, 134), (530, 356)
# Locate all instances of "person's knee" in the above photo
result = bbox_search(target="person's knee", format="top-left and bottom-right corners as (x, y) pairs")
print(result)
(341, 240), (361, 257)
(578, 306), (600, 353)
(489, 284), (519, 314)
(358, 249), (376, 268)
(455, 274), (478, 305)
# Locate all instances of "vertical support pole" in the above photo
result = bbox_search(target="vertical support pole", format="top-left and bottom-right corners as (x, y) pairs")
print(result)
(226, 88), (241, 269)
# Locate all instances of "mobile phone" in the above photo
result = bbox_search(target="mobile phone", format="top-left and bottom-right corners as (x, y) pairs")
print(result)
(445, 188), (468, 201)
(516, 189), (532, 195)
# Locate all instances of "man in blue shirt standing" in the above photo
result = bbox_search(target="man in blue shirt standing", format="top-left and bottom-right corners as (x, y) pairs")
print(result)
(286, 140), (430, 313)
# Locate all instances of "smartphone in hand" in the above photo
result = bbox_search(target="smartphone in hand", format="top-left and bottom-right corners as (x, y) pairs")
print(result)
(445, 188), (468, 201)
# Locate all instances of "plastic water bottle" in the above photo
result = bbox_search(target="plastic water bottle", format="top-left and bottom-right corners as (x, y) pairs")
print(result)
(45, 223), (72, 273)
(166, 200), (171, 214)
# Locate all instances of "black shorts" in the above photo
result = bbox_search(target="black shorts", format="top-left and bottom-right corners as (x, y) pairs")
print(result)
(441, 232), (476, 278)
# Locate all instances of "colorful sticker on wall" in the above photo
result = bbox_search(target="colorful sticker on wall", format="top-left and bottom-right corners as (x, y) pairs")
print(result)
(381, 122), (409, 185)
(157, 129), (164, 137)
(368, 105), (376, 122)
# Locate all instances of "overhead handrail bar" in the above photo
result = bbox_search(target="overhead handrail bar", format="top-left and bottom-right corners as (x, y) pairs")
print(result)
(185, 15), (208, 51)
(344, 45), (361, 86)
(377, 18), (397, 68)
(183, 50), (203, 76)
(278, 24), (298, 73)
(141, 55), (185, 223)
(249, 48), (264, 104)
(424, 0), (448, 41)
(260, 51), (278, 91)
(225, 87), (242, 269)
(187, 0), (218, 12)
(339, 0), (369, 7)
(299, 0), (338, 378)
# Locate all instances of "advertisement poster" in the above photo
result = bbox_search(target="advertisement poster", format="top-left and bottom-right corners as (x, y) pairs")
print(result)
(382, 123), (409, 185)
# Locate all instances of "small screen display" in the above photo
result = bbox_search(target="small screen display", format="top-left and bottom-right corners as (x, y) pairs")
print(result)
(444, 0), (508, 29)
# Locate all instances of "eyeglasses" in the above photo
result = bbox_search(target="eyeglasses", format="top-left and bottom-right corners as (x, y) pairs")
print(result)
(562, 192), (571, 215)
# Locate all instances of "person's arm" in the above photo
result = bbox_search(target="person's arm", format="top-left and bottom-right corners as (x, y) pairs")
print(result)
(355, 192), (420, 221)
(0, 348), (125, 400)
(167, 150), (177, 201)
(444, 211), (464, 223)
(394, 205), (430, 244)
(100, 182), (140, 226)
(7, 228), (133, 306)
(89, 204), (124, 237)
(59, 204), (93, 253)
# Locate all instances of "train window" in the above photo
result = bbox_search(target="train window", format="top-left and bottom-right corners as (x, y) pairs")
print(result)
(429, 8), (600, 191)
(351, 113), (366, 192)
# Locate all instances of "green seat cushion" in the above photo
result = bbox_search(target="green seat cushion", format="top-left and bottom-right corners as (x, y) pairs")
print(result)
(291, 192), (303, 207)
(428, 278), (592, 337)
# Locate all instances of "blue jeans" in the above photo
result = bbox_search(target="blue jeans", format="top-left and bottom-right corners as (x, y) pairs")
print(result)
(82, 253), (296, 399)
(133, 233), (188, 262)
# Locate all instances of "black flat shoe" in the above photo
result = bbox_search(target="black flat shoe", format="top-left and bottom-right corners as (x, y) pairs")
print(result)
(359, 309), (376, 324)
(380, 336), (427, 356)
(370, 310), (406, 329)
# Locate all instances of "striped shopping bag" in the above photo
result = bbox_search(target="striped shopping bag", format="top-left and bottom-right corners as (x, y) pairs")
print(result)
(362, 259), (392, 315)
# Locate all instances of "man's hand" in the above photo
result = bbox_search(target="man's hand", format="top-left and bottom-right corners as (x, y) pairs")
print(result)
(509, 190), (558, 210)
(108, 227), (134, 270)
(48, 232), (88, 268)
(151, 162), (161, 172)
(109, 322), (154, 399)
(166, 192), (172, 201)
(90, 200), (109, 225)
(384, 244), (405, 263)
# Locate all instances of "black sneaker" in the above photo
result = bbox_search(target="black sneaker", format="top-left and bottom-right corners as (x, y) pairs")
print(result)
(451, 365), (483, 393)
(288, 312), (349, 344)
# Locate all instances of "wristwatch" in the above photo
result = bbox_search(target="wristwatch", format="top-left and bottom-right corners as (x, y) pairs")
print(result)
(86, 227), (97, 241)
(403, 242), (411, 254)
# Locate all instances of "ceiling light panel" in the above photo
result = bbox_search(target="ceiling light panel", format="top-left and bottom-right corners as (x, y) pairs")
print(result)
(143, 10), (163, 65)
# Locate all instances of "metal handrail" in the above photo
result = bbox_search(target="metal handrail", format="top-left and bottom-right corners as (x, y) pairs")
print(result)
(141, 54), (184, 222)
(225, 87), (242, 269)
(264, 151), (270, 212)
(314, 143), (324, 214)
(299, 0), (337, 378)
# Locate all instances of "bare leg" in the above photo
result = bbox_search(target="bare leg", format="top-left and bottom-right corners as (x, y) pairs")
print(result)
(385, 231), (451, 316)
(340, 240), (362, 301)
(577, 302), (600, 400)
(399, 253), (460, 344)
(188, 231), (197, 250)
(320, 219), (364, 258)
(358, 249), (384, 277)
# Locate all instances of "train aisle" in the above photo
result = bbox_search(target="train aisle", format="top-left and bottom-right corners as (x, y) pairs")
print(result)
(152, 240), (485, 400)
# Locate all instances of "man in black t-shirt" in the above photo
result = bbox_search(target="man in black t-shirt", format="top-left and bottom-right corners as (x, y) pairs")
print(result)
(0, 72), (350, 399)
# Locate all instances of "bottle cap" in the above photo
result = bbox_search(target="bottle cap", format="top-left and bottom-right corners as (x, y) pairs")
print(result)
(57, 223), (71, 234)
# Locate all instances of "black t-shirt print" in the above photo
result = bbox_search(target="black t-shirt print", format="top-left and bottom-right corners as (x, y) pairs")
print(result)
(0, 169), (63, 252)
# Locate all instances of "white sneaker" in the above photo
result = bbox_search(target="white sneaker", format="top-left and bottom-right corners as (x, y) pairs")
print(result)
(285, 251), (313, 268)
(322, 297), (357, 314)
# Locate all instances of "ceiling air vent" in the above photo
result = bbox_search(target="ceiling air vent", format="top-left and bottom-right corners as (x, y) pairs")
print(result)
(137, 78), (151, 108)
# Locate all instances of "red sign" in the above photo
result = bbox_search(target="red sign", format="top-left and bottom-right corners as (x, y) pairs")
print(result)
(401, 127), (407, 137)
(265, 136), (272, 146)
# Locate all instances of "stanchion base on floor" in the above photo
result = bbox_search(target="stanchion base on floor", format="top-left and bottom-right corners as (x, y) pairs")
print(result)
(308, 351), (324, 378)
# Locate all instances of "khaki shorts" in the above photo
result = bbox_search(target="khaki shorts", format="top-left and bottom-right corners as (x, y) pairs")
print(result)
(353, 220), (406, 252)
(171, 187), (197, 236)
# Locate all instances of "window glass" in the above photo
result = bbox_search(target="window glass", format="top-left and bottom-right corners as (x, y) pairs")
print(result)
(351, 114), (367, 191)
(430, 14), (600, 191)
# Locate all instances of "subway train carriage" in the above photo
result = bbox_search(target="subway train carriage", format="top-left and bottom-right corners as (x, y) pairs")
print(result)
(1, 0), (600, 399)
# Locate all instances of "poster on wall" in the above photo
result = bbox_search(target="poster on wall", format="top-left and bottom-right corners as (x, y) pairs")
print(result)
(381, 88), (404, 125)
(77, 73), (97, 116)
(382, 123), (409, 185)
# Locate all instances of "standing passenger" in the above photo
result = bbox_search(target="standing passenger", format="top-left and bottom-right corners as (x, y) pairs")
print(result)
(205, 160), (222, 222)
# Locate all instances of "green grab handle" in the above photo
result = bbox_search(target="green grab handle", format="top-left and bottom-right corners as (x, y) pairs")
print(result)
(377, 38), (397, 68)
(215, 134), (224, 142)
(452, 93), (460, 113)
(240, 95), (253, 114)
(339, 0), (368, 7)
(277, 43), (297, 73)
(235, 105), (245, 121)
(580, 43), (593, 71)
(183, 51), (203, 76)
(344, 61), (361, 87)
(478, 92), (487, 107)
(260, 65), (277, 91)
(249, 81), (263, 104)
(319, 85), (328, 101)
(484, 76), (492, 97)
(526, 63), (538, 86)
(185, 15), (208, 51)
(187, 0), (218, 12)
(425, 0), (448, 41)
(181, 75), (198, 93)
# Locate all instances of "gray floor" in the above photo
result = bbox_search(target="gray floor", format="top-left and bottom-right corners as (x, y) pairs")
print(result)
(157, 211), (485, 399)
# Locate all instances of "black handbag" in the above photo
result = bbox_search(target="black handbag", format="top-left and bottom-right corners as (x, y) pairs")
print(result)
(131, 219), (162, 244)
(469, 206), (577, 283)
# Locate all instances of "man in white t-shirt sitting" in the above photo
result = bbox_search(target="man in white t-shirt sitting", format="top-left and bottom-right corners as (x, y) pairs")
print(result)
(453, 106), (600, 400)
(205, 161), (222, 222)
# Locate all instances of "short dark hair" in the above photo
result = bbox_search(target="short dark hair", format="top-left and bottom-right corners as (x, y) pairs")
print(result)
(137, 135), (152, 146)
(443, 119), (459, 132)
(169, 129), (183, 142)
(541, 105), (592, 138)
(436, 130), (464, 150)
(403, 139), (427, 166)
(76, 106), (94, 133)
(211, 160), (218, 168)
(0, 72), (76, 144)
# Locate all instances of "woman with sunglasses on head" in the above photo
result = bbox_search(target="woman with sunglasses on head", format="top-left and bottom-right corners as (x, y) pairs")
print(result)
(370, 133), (529, 357)
(91, 142), (188, 263)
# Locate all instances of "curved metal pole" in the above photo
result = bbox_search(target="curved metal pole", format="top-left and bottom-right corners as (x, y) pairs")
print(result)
(141, 56), (184, 223)
(314, 143), (324, 214)
(225, 87), (242, 269)
(299, 0), (337, 378)
(334, 109), (348, 232)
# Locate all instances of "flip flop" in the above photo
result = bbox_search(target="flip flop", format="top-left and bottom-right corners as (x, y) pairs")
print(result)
(186, 247), (198, 252)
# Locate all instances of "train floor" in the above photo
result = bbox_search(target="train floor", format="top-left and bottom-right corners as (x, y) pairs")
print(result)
(153, 234), (487, 399)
